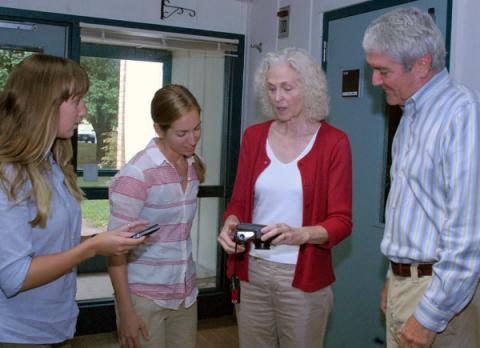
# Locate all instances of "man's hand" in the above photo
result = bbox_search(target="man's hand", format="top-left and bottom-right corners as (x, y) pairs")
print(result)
(398, 315), (436, 348)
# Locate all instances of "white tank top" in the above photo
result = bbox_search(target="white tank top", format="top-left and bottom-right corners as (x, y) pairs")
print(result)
(250, 127), (319, 264)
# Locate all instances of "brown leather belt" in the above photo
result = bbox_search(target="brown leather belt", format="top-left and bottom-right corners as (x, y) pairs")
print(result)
(391, 261), (433, 277)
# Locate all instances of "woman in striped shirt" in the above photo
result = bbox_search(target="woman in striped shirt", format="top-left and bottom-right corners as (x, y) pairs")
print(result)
(107, 84), (205, 348)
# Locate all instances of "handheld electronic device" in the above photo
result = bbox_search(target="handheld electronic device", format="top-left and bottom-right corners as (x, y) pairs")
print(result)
(130, 224), (160, 239)
(234, 223), (271, 249)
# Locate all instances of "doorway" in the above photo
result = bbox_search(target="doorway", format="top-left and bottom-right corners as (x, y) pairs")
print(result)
(0, 17), (69, 85)
(322, 0), (451, 346)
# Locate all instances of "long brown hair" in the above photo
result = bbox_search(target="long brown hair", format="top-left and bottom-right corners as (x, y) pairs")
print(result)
(151, 84), (205, 183)
(0, 54), (89, 227)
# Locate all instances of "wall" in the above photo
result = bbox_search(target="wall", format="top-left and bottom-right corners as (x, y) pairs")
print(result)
(449, 0), (480, 91)
(242, 0), (480, 127)
(242, 1), (278, 126)
(0, 0), (248, 34)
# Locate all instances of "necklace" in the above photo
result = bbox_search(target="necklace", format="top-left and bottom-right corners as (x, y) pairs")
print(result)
(179, 175), (188, 182)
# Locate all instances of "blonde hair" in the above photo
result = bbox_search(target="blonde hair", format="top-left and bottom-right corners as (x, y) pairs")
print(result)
(151, 84), (205, 183)
(0, 54), (89, 227)
(254, 47), (330, 122)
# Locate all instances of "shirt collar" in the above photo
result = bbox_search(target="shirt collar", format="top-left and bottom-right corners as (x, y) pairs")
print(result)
(407, 68), (450, 113)
(144, 138), (195, 167)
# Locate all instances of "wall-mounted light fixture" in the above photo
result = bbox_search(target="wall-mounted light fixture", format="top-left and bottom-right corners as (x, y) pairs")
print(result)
(161, 0), (196, 20)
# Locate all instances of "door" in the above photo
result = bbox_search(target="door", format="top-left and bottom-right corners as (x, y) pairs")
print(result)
(322, 1), (451, 346)
(0, 17), (67, 56)
(0, 16), (68, 86)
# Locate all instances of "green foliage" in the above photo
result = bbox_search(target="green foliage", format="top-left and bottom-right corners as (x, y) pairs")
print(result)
(77, 143), (97, 165)
(80, 56), (120, 161)
(81, 56), (120, 126)
(0, 50), (34, 90)
(100, 129), (118, 168)
(81, 199), (110, 228)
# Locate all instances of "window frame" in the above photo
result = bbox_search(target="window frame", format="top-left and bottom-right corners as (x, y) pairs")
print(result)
(75, 42), (173, 200)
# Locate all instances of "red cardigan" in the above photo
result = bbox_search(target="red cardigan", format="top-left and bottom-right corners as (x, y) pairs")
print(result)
(225, 120), (352, 292)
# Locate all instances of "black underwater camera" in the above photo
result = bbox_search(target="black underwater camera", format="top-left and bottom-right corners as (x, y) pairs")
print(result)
(234, 223), (271, 250)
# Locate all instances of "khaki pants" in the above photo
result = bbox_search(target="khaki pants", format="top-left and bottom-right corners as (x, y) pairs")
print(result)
(118, 294), (197, 348)
(386, 267), (480, 348)
(236, 256), (333, 348)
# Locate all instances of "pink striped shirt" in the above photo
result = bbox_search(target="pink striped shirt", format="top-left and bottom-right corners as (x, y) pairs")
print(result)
(108, 139), (199, 309)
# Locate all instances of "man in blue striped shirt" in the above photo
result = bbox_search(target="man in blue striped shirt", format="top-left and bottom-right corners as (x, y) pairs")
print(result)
(363, 7), (480, 348)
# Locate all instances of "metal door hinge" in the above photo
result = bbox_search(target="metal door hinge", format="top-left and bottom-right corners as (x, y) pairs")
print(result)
(322, 40), (327, 64)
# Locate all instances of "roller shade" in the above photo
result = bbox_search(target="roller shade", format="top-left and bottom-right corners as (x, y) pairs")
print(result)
(80, 23), (238, 56)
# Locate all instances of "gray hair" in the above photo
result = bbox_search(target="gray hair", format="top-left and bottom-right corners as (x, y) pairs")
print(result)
(362, 7), (446, 72)
(254, 47), (329, 122)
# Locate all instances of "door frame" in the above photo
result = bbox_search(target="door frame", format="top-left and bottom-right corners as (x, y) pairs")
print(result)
(322, 0), (452, 71)
(321, 1), (452, 346)
(323, 0), (452, 219)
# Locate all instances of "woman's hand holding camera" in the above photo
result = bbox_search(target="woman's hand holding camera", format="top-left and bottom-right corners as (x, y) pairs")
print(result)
(261, 223), (310, 246)
(218, 219), (329, 253)
(218, 215), (246, 254)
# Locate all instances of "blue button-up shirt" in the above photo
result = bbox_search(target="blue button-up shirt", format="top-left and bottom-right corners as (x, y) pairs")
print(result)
(0, 157), (81, 344)
(382, 69), (480, 332)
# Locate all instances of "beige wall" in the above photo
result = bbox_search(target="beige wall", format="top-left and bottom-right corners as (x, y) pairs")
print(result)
(0, 0), (248, 34)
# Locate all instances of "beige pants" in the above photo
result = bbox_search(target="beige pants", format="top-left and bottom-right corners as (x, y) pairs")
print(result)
(236, 256), (333, 348)
(118, 294), (197, 348)
(386, 267), (480, 348)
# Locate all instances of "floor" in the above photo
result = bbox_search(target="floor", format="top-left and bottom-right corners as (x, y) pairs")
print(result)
(76, 273), (237, 347)
(71, 315), (239, 348)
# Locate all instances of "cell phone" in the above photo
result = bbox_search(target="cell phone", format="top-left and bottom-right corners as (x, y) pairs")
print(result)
(130, 224), (160, 239)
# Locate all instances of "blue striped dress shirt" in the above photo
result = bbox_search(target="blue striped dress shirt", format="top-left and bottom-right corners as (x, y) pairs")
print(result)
(382, 69), (480, 332)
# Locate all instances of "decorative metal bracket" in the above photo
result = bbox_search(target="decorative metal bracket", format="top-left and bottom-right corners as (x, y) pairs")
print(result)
(161, 0), (196, 20)
(250, 42), (262, 53)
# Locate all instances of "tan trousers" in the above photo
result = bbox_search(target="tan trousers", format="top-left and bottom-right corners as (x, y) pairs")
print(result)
(386, 267), (480, 348)
(236, 256), (333, 348)
(119, 294), (197, 348)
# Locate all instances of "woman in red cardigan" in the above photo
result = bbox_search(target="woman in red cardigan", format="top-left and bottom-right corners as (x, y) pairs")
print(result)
(217, 47), (352, 348)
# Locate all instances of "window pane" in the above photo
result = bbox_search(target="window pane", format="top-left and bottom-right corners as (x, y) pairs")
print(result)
(76, 197), (219, 300)
(0, 49), (35, 87)
(77, 57), (164, 184)
(77, 35), (230, 301)
(192, 197), (221, 289)
(171, 51), (225, 186)
(81, 199), (109, 236)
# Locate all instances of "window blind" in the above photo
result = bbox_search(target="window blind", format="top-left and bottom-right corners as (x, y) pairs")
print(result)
(80, 23), (238, 55)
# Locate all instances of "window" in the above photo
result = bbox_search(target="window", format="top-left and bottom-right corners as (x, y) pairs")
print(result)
(76, 23), (241, 301)
(0, 8), (244, 330)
